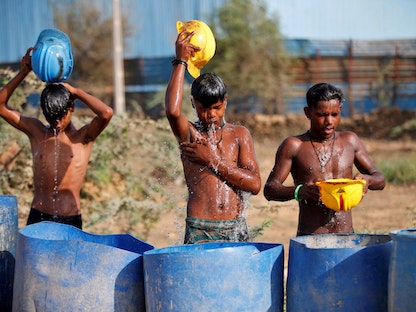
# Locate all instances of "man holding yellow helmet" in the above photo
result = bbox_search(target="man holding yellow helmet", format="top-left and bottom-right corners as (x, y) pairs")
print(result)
(264, 83), (385, 236)
(175, 20), (216, 79)
(165, 20), (261, 244)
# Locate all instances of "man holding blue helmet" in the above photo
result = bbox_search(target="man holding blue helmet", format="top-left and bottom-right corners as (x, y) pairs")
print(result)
(0, 42), (113, 229)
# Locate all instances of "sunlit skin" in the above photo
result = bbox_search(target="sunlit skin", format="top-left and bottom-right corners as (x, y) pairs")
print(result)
(0, 48), (113, 217)
(165, 30), (261, 221)
(264, 97), (385, 235)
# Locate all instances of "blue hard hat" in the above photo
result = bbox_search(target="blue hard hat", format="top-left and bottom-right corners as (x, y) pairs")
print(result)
(32, 29), (74, 83)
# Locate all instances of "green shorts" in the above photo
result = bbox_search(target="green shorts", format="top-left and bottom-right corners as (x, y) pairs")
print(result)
(184, 217), (250, 244)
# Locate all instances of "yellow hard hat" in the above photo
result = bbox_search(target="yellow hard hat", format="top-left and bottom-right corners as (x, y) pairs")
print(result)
(176, 20), (216, 78)
(316, 178), (366, 212)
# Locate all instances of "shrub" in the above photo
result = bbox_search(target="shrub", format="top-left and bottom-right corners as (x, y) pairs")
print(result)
(378, 156), (416, 185)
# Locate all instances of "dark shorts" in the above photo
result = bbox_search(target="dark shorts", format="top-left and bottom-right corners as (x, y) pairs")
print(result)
(27, 208), (83, 229)
(184, 217), (250, 244)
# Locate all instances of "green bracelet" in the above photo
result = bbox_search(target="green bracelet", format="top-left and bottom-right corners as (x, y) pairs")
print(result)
(294, 184), (303, 202)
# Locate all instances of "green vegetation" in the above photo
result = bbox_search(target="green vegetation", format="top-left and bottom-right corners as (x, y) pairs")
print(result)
(73, 115), (184, 239)
(250, 219), (272, 239)
(207, 0), (293, 114)
(1, 108), (414, 240)
(0, 109), (185, 240)
(390, 119), (416, 140)
(0, 68), (184, 239)
(378, 155), (416, 185)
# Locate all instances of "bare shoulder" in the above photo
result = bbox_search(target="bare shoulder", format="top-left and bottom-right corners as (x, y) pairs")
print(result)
(337, 131), (362, 145)
(225, 123), (248, 131)
(338, 130), (360, 139)
(19, 115), (47, 136)
(281, 133), (306, 148)
(275, 134), (306, 159)
(224, 123), (252, 137)
(21, 115), (44, 127)
(68, 123), (95, 144)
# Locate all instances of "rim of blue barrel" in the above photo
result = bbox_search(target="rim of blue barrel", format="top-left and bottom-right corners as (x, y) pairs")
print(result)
(390, 228), (416, 238)
(18, 221), (154, 254)
(0, 194), (17, 198)
(144, 241), (282, 256)
(290, 233), (391, 249)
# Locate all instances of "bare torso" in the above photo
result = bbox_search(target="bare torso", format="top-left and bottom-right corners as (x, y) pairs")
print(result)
(29, 124), (93, 216)
(265, 97), (384, 236)
(183, 123), (247, 220)
(292, 131), (355, 234)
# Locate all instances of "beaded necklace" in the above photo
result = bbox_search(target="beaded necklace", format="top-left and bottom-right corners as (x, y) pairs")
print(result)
(308, 130), (335, 173)
(194, 121), (226, 146)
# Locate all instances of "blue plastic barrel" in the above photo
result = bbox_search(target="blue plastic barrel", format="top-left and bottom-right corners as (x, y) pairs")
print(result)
(12, 221), (154, 312)
(144, 242), (284, 312)
(388, 228), (416, 312)
(0, 195), (18, 312)
(287, 234), (392, 312)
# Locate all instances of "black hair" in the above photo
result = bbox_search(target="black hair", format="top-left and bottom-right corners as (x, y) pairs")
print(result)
(40, 84), (73, 125)
(191, 72), (227, 108)
(306, 83), (344, 108)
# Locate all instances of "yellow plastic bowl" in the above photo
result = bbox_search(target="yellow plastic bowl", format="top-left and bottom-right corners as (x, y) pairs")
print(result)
(316, 178), (366, 212)
(176, 20), (216, 78)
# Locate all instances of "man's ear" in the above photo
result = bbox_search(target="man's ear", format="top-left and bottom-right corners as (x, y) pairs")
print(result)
(223, 95), (228, 108)
(304, 106), (310, 119)
(70, 102), (75, 112)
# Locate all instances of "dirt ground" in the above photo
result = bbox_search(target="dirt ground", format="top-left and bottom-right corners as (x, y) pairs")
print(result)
(145, 136), (416, 270)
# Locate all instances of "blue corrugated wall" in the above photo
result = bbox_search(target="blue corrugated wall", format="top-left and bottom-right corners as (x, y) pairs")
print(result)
(0, 0), (55, 62)
(0, 0), (225, 62)
(1, 0), (415, 113)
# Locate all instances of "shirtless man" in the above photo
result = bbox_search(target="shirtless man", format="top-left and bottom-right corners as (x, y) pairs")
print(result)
(165, 30), (261, 244)
(264, 82), (385, 236)
(0, 48), (113, 229)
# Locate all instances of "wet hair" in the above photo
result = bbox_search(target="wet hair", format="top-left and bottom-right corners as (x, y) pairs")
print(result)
(306, 83), (344, 108)
(191, 73), (227, 108)
(40, 84), (73, 125)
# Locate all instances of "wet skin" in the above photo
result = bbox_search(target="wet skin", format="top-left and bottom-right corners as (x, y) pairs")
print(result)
(180, 120), (260, 220)
(264, 99), (385, 235)
(165, 30), (261, 221)
(0, 49), (113, 217)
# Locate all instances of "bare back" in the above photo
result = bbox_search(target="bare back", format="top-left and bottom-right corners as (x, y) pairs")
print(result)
(0, 56), (113, 219)
(28, 121), (93, 216)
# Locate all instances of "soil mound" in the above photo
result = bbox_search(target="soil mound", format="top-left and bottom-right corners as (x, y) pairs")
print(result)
(235, 107), (416, 141)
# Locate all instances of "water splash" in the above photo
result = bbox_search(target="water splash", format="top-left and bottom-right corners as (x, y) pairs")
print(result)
(52, 128), (59, 216)
(204, 125), (233, 212)
(38, 131), (48, 210)
(206, 125), (253, 240)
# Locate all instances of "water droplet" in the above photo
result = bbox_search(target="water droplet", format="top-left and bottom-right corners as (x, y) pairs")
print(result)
(53, 129), (59, 216)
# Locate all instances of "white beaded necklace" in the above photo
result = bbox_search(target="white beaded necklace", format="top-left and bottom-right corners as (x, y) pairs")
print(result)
(308, 130), (335, 173)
